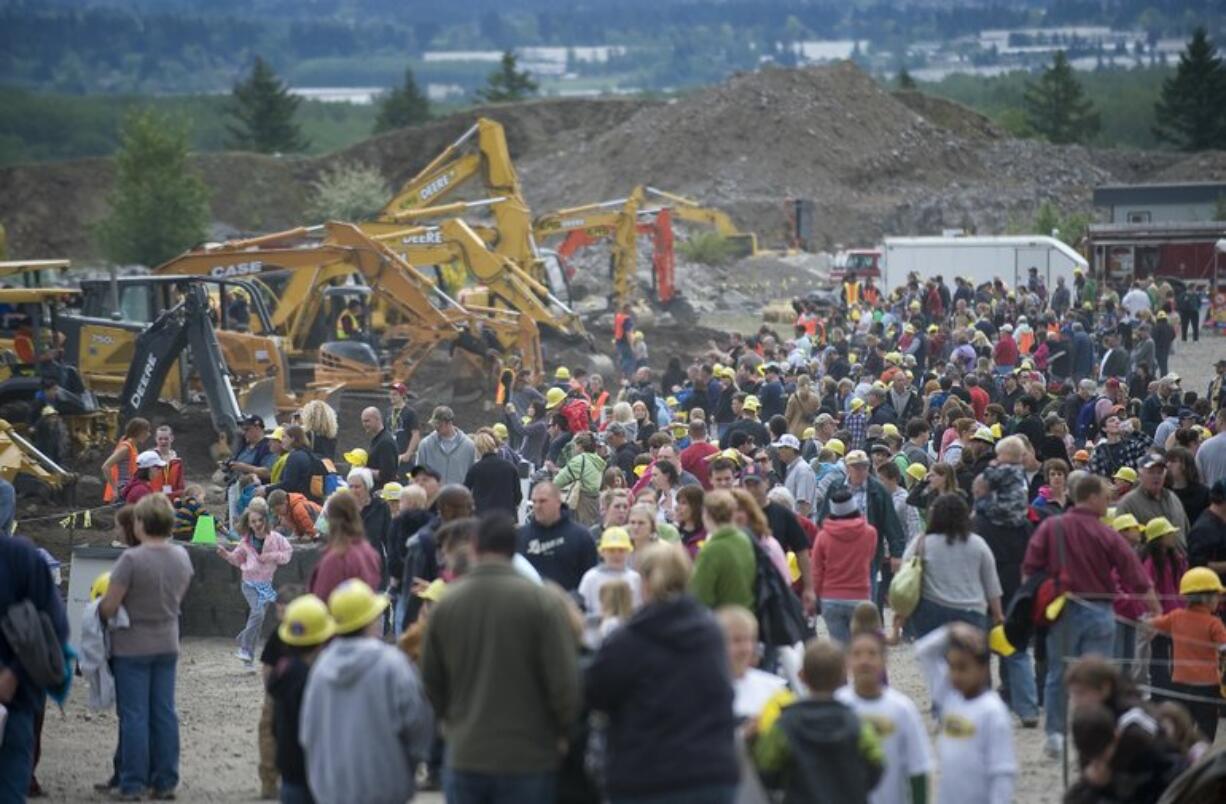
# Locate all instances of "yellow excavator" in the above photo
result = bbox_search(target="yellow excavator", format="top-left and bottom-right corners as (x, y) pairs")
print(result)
(152, 222), (541, 387)
(641, 187), (762, 258)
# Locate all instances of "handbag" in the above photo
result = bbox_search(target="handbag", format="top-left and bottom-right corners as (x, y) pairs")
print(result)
(888, 533), (926, 618)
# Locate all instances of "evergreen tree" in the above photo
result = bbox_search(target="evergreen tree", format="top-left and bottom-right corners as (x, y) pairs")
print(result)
(475, 51), (538, 103)
(1154, 28), (1226, 151)
(1023, 51), (1100, 144)
(226, 56), (308, 153)
(897, 68), (917, 90)
(374, 66), (431, 134)
(95, 109), (210, 267)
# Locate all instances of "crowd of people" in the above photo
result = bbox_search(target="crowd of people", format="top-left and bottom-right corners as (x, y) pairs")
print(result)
(2, 265), (1226, 803)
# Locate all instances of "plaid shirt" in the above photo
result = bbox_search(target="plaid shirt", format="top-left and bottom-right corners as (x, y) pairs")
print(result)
(845, 411), (868, 451)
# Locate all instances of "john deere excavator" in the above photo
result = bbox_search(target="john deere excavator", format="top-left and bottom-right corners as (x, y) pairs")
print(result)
(153, 222), (542, 388)
(642, 187), (762, 258)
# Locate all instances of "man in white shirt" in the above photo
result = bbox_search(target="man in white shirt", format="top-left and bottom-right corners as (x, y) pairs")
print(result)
(1121, 280), (1152, 318)
(776, 434), (817, 518)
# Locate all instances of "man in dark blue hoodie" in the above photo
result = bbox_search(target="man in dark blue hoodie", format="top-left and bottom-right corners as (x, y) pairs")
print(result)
(517, 481), (598, 592)
(0, 535), (68, 801)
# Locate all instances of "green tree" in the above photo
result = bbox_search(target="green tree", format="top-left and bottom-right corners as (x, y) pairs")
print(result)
(95, 109), (210, 267)
(226, 56), (308, 153)
(374, 67), (431, 134)
(1153, 28), (1226, 151)
(306, 162), (387, 222)
(1023, 51), (1100, 144)
(1030, 200), (1089, 246)
(897, 68), (917, 90)
(476, 51), (538, 103)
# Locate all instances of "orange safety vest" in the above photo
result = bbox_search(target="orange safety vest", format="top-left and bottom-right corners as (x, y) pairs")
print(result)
(613, 312), (631, 342)
(1017, 330), (1035, 355)
(104, 438), (139, 503)
(151, 457), (184, 498)
(844, 281), (861, 307)
(862, 285), (880, 306)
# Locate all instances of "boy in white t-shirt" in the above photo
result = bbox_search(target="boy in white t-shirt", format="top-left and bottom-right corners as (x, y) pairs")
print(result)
(577, 527), (641, 647)
(717, 605), (789, 721)
(836, 631), (932, 804)
(914, 623), (1016, 804)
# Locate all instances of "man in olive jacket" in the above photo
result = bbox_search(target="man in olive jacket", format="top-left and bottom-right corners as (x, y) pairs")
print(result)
(420, 512), (580, 798)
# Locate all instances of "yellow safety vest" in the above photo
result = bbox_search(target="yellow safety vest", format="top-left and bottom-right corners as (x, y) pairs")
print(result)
(336, 310), (358, 340)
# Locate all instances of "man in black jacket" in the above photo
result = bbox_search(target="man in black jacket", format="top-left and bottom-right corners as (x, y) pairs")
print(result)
(1013, 395), (1045, 450)
(463, 432), (522, 517)
(401, 486), (473, 627)
(1188, 479), (1226, 581)
(362, 407), (401, 490)
(517, 481), (597, 592)
(1098, 331), (1130, 380)
(605, 422), (640, 485)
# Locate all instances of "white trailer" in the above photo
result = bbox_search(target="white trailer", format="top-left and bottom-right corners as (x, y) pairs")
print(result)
(880, 235), (1088, 294)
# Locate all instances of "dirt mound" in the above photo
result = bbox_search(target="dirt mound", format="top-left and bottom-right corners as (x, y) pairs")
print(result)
(1146, 150), (1226, 182)
(892, 89), (1004, 141)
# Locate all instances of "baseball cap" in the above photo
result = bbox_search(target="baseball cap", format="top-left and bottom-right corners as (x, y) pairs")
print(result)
(844, 450), (870, 466)
(390, 381), (409, 395)
(868, 442), (891, 455)
(429, 405), (454, 424)
(814, 413), (835, 426)
(239, 413), (265, 430)
(772, 434), (801, 451)
(1139, 453), (1167, 470)
(136, 450), (167, 470)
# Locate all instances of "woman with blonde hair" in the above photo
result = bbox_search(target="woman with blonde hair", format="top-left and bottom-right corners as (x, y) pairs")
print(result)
(307, 491), (381, 602)
(610, 401), (637, 443)
(730, 488), (790, 584)
(626, 502), (660, 562)
(300, 399), (338, 460)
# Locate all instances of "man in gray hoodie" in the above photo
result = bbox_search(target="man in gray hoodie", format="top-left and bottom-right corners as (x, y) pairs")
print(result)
(416, 406), (477, 486)
(300, 579), (433, 804)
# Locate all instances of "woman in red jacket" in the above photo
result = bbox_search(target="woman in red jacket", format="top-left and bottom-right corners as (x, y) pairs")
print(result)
(811, 488), (877, 645)
(307, 492), (381, 604)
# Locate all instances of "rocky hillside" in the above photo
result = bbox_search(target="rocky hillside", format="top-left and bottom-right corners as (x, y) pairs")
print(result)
(2, 62), (1222, 261)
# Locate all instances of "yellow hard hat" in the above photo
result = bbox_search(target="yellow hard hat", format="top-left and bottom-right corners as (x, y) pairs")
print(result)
(850, 398), (865, 411)
(380, 481), (404, 501)
(1113, 466), (1137, 484)
(989, 624), (1015, 657)
(270, 426), (285, 441)
(418, 579), (448, 603)
(972, 427), (996, 444)
(492, 422), (509, 441)
(666, 396), (679, 408)
(343, 448), (368, 467)
(545, 387), (567, 410)
(1179, 566), (1225, 596)
(885, 352), (902, 365)
(1112, 513), (1140, 532)
(327, 579), (390, 635)
(908, 300), (921, 311)
(802, 427), (816, 440)
(990, 423), (1003, 439)
(742, 395), (761, 412)
(90, 572), (111, 602)
(633, 464), (648, 477)
(1144, 516), (1178, 543)
(555, 366), (571, 381)
(826, 438), (846, 457)
(278, 594), (336, 647)
(882, 423), (899, 438)
(927, 324), (939, 334)
(906, 463), (927, 482)
(599, 526), (633, 552)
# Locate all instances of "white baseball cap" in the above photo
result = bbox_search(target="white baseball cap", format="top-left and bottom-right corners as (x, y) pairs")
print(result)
(772, 434), (801, 451)
(136, 450), (167, 470)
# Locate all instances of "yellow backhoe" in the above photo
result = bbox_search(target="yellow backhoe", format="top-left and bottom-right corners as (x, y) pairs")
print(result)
(642, 187), (762, 258)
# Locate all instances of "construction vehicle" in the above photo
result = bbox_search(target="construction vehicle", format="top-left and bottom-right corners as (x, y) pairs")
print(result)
(0, 287), (119, 452)
(154, 222), (542, 387)
(0, 419), (75, 498)
(117, 282), (258, 445)
(642, 187), (762, 258)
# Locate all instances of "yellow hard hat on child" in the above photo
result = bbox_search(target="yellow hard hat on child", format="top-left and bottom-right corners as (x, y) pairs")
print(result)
(418, 579), (448, 603)
(279, 594), (336, 647)
(555, 366), (571, 380)
(90, 572), (111, 602)
(1112, 514), (1140, 532)
(1143, 516), (1178, 542)
(1179, 567), (1225, 596)
(343, 448), (368, 467)
(600, 527), (633, 552)
(826, 438), (846, 457)
(328, 579), (389, 635)
(492, 422), (509, 441)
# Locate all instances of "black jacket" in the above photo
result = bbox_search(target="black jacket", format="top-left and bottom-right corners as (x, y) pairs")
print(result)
(360, 497), (391, 561)
(1188, 509), (1226, 572)
(386, 508), (431, 585)
(267, 448), (314, 499)
(585, 595), (738, 796)
(267, 655), (312, 788)
(517, 510), (598, 592)
(973, 512), (1034, 605)
(368, 428), (400, 489)
(464, 453), (523, 516)
(868, 401), (897, 428)
(771, 698), (882, 804)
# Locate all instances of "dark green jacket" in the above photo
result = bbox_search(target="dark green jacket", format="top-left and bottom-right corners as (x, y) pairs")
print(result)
(689, 525), (756, 609)
(420, 561), (580, 773)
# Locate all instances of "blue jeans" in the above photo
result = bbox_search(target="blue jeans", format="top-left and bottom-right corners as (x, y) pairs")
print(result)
(907, 597), (988, 639)
(821, 598), (868, 645)
(443, 768), (555, 803)
(238, 582), (270, 658)
(0, 703), (36, 804)
(1001, 648), (1040, 720)
(280, 781), (314, 804)
(113, 654), (180, 795)
(1044, 601), (1115, 738)
(610, 785), (738, 804)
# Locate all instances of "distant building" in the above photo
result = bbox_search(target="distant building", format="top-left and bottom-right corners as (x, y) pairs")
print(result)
(1093, 182), (1226, 224)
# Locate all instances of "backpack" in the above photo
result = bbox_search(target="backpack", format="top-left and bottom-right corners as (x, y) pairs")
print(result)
(308, 453), (342, 503)
(750, 538), (809, 647)
(1, 599), (65, 690)
(1075, 396), (1102, 441)
(561, 398), (592, 434)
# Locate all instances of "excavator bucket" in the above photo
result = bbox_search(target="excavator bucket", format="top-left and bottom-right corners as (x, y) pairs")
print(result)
(237, 378), (279, 429)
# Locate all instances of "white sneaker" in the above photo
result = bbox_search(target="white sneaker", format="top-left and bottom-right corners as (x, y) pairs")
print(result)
(1043, 733), (1064, 759)
(235, 649), (253, 663)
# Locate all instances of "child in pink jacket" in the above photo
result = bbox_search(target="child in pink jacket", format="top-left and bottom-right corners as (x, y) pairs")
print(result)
(218, 497), (292, 666)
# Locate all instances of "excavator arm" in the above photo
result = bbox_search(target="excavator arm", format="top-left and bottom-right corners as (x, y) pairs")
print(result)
(120, 283), (247, 443)
(643, 186), (759, 257)
(378, 118), (522, 218)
